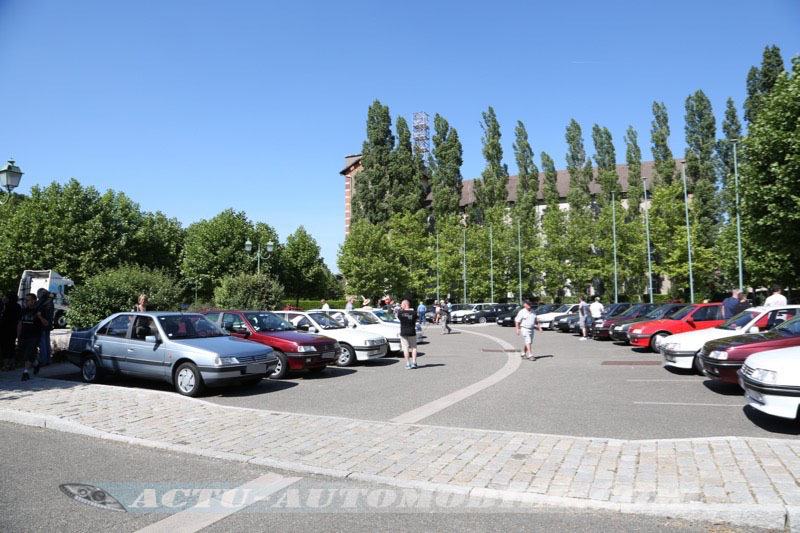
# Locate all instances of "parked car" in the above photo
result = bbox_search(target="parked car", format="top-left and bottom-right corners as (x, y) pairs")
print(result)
(555, 313), (579, 332)
(593, 303), (659, 339)
(451, 303), (496, 324)
(609, 303), (689, 343)
(663, 306), (800, 372)
(588, 303), (634, 338)
(66, 312), (277, 396)
(465, 303), (518, 324)
(202, 310), (339, 379)
(496, 305), (524, 327)
(273, 310), (388, 366)
(739, 347), (800, 419)
(701, 312), (800, 385)
(536, 304), (580, 330)
(365, 309), (424, 343)
(323, 309), (404, 352)
(629, 303), (724, 352)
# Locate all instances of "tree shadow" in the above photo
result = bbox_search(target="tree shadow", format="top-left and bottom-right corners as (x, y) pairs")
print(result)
(742, 405), (800, 436)
(702, 379), (744, 396)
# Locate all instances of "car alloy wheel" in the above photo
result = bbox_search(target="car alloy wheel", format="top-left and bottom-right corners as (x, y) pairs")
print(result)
(337, 344), (356, 367)
(174, 362), (204, 397)
(479, 317), (487, 324)
(81, 356), (99, 383)
(270, 351), (288, 379)
(649, 332), (668, 352)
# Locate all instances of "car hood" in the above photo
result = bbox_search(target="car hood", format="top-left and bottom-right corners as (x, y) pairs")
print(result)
(613, 316), (657, 328)
(633, 319), (680, 331)
(663, 327), (739, 350)
(358, 323), (401, 338)
(705, 330), (799, 351)
(254, 330), (334, 345)
(745, 347), (800, 385)
(173, 336), (273, 357)
(538, 311), (569, 321)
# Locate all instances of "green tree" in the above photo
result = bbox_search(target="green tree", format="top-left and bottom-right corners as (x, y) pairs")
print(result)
(650, 101), (676, 185)
(430, 114), (463, 220)
(592, 124), (619, 198)
(130, 211), (185, 274)
(351, 100), (394, 224)
(624, 126), (643, 214)
(473, 107), (509, 211)
(214, 272), (284, 311)
(684, 89), (719, 249)
(280, 226), (330, 304)
(512, 120), (539, 217)
(739, 55), (800, 288)
(716, 98), (743, 214)
(744, 45), (785, 125)
(564, 119), (593, 294)
(337, 219), (394, 302)
(389, 116), (425, 214)
(539, 152), (570, 301)
(387, 211), (433, 299)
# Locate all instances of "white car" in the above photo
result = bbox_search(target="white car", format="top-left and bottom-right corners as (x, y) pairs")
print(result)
(367, 309), (424, 343)
(662, 306), (800, 372)
(740, 346), (800, 420)
(451, 303), (495, 324)
(323, 309), (405, 353)
(536, 304), (580, 330)
(273, 310), (388, 366)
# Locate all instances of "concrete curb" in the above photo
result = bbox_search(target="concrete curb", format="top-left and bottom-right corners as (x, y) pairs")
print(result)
(0, 408), (789, 530)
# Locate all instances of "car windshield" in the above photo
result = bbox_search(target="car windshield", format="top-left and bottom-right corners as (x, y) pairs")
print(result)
(158, 315), (226, 339)
(775, 315), (800, 335)
(308, 312), (345, 329)
(717, 310), (759, 330)
(620, 304), (645, 318)
(670, 305), (697, 320)
(553, 305), (570, 312)
(351, 310), (380, 325)
(537, 305), (556, 313)
(244, 312), (295, 332)
(647, 304), (685, 319)
(373, 310), (397, 323)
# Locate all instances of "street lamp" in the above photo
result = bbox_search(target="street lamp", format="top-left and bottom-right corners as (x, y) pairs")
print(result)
(642, 177), (654, 304)
(681, 162), (695, 304)
(731, 139), (744, 293)
(0, 159), (24, 206)
(611, 192), (619, 304)
(244, 239), (275, 275)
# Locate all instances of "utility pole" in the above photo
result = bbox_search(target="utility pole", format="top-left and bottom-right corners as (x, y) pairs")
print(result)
(436, 233), (440, 302)
(489, 223), (494, 303)
(642, 177), (654, 304)
(517, 218), (522, 305)
(732, 140), (744, 292)
(681, 162), (695, 304)
(611, 192), (619, 304)
(462, 227), (467, 304)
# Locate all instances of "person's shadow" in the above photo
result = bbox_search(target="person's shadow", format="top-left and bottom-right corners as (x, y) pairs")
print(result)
(528, 355), (554, 361)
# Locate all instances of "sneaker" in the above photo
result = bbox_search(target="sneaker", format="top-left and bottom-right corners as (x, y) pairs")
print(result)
(405, 364), (412, 369)
(412, 362), (419, 369)
(33, 362), (40, 375)
(21, 373), (30, 381)
(580, 337), (588, 341)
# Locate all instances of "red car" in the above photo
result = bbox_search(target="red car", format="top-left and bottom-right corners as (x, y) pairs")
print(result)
(700, 312), (800, 385)
(628, 303), (724, 351)
(203, 310), (339, 378)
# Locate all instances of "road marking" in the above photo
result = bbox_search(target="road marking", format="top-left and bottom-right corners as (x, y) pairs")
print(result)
(134, 472), (300, 533)
(634, 401), (741, 407)
(390, 328), (520, 424)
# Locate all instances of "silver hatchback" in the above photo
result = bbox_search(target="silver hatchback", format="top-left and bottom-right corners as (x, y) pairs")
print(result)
(66, 312), (277, 396)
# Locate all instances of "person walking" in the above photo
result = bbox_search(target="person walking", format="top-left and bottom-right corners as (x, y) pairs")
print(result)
(320, 299), (330, 311)
(733, 292), (752, 315)
(396, 300), (419, 369)
(578, 296), (590, 340)
(440, 300), (451, 334)
(36, 288), (54, 366)
(416, 301), (427, 327)
(19, 293), (48, 381)
(515, 299), (543, 360)
(722, 290), (740, 319)
(1, 291), (21, 372)
(132, 294), (148, 312)
(765, 285), (788, 307)
(345, 297), (354, 312)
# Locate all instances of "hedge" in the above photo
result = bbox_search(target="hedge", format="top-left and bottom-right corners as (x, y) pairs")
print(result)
(279, 299), (347, 310)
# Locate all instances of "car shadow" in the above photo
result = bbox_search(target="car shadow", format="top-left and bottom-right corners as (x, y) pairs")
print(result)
(612, 341), (630, 347)
(702, 380), (743, 396)
(364, 358), (400, 367)
(663, 366), (696, 376)
(631, 347), (653, 354)
(743, 405), (800, 436)
(216, 379), (298, 397)
(298, 367), (357, 379)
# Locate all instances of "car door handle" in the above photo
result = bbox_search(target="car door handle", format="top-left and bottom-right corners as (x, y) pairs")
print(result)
(94, 344), (101, 349)
(127, 348), (134, 353)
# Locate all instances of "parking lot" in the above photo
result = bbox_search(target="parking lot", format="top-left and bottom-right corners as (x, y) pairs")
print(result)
(38, 322), (799, 441)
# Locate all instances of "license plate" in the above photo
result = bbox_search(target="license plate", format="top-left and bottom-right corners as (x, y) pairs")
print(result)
(745, 389), (764, 404)
(245, 363), (267, 374)
(322, 351), (335, 360)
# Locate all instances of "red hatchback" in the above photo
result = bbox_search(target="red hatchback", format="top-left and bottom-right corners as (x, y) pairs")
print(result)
(628, 303), (724, 352)
(203, 310), (339, 378)
(700, 312), (800, 385)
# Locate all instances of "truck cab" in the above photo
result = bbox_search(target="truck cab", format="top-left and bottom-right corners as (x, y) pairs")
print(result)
(18, 270), (75, 328)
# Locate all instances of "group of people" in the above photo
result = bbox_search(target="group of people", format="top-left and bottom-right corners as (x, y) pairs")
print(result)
(1, 289), (56, 380)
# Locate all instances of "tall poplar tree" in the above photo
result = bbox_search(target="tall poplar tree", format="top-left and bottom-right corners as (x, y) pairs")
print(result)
(430, 114), (464, 221)
(539, 152), (569, 300)
(744, 45), (785, 125)
(474, 107), (509, 211)
(684, 89), (719, 248)
(512, 120), (539, 216)
(650, 101), (676, 185)
(592, 124), (619, 199)
(715, 98), (744, 288)
(351, 100), (394, 225)
(389, 116), (425, 214)
(564, 119), (592, 294)
(624, 126), (643, 215)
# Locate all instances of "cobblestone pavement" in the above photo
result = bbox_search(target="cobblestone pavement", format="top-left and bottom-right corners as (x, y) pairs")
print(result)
(1, 376), (799, 528)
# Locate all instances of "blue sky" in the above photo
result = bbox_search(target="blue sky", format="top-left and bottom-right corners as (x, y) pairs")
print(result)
(0, 0), (798, 271)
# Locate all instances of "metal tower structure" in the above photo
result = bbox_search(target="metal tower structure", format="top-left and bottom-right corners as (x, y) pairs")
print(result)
(412, 111), (430, 155)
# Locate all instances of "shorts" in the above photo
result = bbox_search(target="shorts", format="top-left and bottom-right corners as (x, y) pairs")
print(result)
(400, 335), (417, 351)
(521, 328), (534, 345)
(19, 337), (39, 363)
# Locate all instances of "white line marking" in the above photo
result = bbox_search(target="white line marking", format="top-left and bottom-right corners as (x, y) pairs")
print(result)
(134, 472), (300, 533)
(390, 329), (520, 424)
(634, 401), (741, 407)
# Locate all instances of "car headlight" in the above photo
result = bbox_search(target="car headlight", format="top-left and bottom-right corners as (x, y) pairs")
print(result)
(631, 328), (642, 334)
(365, 338), (385, 346)
(708, 350), (728, 360)
(614, 326), (623, 331)
(751, 368), (778, 384)
(596, 320), (604, 327)
(213, 356), (240, 366)
(297, 345), (316, 352)
(664, 342), (678, 351)
(333, 342), (341, 349)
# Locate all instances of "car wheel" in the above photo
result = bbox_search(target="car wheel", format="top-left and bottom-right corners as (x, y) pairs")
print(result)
(81, 354), (103, 384)
(55, 312), (67, 329)
(649, 332), (669, 352)
(479, 317), (487, 324)
(693, 351), (704, 374)
(337, 344), (356, 367)
(241, 376), (263, 387)
(270, 351), (289, 379)
(174, 362), (204, 397)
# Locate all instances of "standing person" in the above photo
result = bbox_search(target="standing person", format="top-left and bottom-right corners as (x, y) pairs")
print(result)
(578, 296), (590, 340)
(396, 300), (419, 369)
(416, 301), (427, 326)
(361, 298), (372, 311)
(722, 290), (740, 319)
(589, 297), (604, 336)
(320, 299), (330, 311)
(515, 299), (543, 360)
(132, 294), (148, 312)
(19, 293), (48, 381)
(36, 288), (54, 367)
(733, 292), (752, 315)
(345, 297), (354, 312)
(1, 291), (21, 371)
(440, 300), (451, 334)
(765, 285), (788, 307)
(433, 301), (440, 324)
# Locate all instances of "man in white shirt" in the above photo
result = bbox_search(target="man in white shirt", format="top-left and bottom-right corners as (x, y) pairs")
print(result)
(345, 297), (354, 312)
(321, 299), (330, 311)
(589, 297), (605, 320)
(515, 299), (543, 360)
(765, 285), (788, 307)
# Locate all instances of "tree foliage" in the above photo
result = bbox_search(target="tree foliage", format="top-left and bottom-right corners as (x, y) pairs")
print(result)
(473, 107), (509, 211)
(214, 272), (284, 311)
(280, 226), (333, 303)
(337, 219), (394, 302)
(744, 45), (785, 125)
(684, 89), (719, 248)
(650, 101), (677, 185)
(390, 116), (426, 214)
(430, 114), (463, 220)
(512, 120), (539, 217)
(351, 99), (394, 224)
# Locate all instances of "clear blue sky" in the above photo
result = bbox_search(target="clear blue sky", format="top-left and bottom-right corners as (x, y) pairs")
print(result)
(0, 1), (798, 271)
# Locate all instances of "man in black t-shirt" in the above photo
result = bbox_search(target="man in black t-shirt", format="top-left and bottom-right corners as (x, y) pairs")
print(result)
(396, 300), (418, 369)
(18, 293), (48, 381)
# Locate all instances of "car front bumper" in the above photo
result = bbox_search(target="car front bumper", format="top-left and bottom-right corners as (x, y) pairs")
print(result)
(628, 332), (652, 346)
(740, 373), (800, 419)
(199, 360), (278, 384)
(661, 348), (697, 369)
(610, 328), (630, 342)
(286, 350), (338, 370)
(354, 344), (389, 360)
(699, 356), (742, 384)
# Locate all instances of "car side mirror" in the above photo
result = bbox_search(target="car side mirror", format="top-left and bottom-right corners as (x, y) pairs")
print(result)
(748, 326), (759, 334)
(308, 326), (317, 333)
(686, 317), (694, 323)
(145, 335), (158, 343)
(297, 324), (309, 331)
(234, 327), (249, 337)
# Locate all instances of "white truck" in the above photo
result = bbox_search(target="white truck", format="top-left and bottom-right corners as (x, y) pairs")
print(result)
(17, 270), (74, 328)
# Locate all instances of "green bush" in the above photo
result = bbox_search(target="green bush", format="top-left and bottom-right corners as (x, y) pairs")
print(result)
(214, 273), (284, 310)
(278, 299), (347, 310)
(67, 265), (185, 327)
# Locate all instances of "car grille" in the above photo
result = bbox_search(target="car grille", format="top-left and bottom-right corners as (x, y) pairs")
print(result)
(237, 353), (273, 364)
(741, 364), (754, 378)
